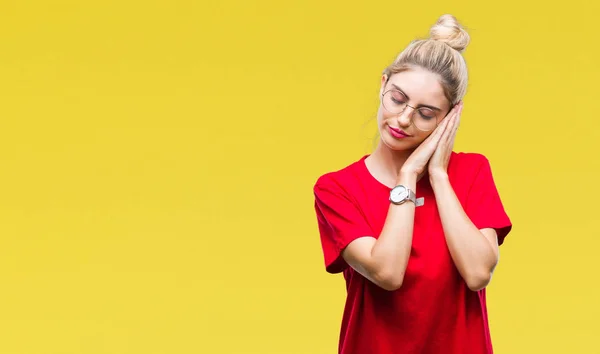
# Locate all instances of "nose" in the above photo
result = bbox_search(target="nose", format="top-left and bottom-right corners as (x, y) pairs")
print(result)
(396, 106), (414, 128)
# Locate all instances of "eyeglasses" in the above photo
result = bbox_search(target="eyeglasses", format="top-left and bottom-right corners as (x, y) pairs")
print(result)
(381, 89), (440, 132)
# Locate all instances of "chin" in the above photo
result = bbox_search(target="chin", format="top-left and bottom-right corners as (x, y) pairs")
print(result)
(381, 133), (416, 152)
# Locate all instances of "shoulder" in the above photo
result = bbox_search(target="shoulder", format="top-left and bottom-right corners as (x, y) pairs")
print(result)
(448, 151), (494, 185)
(450, 151), (490, 166)
(313, 155), (368, 196)
(449, 151), (491, 173)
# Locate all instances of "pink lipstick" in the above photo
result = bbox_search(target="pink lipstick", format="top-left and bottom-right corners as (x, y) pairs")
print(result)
(388, 126), (410, 139)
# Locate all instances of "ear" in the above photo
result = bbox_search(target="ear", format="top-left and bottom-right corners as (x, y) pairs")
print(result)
(380, 74), (388, 96)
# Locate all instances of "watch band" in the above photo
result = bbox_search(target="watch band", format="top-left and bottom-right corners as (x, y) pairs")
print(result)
(407, 189), (417, 204)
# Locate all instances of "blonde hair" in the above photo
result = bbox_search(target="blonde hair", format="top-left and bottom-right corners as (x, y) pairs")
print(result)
(382, 14), (470, 105)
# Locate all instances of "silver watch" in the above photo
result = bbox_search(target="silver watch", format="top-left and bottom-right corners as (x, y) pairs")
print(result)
(389, 185), (416, 205)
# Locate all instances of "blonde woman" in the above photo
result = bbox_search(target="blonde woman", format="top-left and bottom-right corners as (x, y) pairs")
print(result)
(313, 14), (512, 354)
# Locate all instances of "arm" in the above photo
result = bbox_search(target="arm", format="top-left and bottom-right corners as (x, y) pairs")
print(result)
(427, 102), (509, 291)
(315, 113), (458, 291)
(341, 171), (417, 291)
(341, 112), (458, 291)
(430, 172), (499, 291)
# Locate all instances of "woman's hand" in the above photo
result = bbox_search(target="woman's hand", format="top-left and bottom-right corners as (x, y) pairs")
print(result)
(428, 102), (463, 180)
(400, 104), (460, 178)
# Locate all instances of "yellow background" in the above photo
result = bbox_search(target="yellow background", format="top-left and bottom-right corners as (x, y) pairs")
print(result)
(0, 0), (598, 353)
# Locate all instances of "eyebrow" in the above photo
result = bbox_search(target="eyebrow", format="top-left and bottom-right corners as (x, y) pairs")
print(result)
(390, 83), (442, 111)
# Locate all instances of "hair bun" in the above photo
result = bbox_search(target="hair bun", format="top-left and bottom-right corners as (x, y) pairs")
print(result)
(429, 14), (470, 53)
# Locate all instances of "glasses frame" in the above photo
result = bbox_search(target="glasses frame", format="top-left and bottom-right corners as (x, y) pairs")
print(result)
(380, 88), (441, 132)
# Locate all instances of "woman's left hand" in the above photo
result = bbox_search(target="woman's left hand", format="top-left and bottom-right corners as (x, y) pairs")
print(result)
(428, 101), (463, 180)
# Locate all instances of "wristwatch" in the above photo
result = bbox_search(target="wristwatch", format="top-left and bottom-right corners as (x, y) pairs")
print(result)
(389, 185), (417, 205)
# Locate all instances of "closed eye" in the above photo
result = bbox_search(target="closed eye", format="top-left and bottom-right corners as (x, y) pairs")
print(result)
(418, 109), (436, 120)
(391, 97), (406, 105)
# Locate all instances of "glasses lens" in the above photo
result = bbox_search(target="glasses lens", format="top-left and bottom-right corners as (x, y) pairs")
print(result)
(413, 108), (438, 132)
(382, 90), (406, 114)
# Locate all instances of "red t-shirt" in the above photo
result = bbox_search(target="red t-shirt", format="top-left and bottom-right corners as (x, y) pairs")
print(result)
(313, 152), (512, 354)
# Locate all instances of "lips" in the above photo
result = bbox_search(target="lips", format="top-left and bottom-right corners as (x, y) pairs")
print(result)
(388, 126), (410, 138)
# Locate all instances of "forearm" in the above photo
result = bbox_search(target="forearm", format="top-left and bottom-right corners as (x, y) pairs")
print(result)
(368, 171), (418, 288)
(430, 173), (498, 291)
(343, 171), (418, 291)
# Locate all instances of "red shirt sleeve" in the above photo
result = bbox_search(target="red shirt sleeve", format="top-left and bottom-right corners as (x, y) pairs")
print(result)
(465, 155), (512, 245)
(313, 176), (373, 273)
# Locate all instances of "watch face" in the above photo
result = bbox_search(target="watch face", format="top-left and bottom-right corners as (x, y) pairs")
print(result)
(391, 186), (408, 202)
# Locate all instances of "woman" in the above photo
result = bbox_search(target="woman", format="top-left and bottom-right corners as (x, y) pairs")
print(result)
(313, 14), (512, 354)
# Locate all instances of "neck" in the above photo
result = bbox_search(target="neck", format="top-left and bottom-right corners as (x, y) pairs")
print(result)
(367, 140), (426, 186)
(370, 141), (413, 175)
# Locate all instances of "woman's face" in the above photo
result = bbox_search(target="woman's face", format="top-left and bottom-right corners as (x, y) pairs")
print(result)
(377, 67), (452, 151)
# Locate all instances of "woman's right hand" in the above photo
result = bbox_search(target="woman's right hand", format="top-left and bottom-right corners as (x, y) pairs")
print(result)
(400, 107), (456, 177)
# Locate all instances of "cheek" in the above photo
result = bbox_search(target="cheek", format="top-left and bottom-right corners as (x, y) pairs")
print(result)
(413, 131), (433, 144)
(377, 106), (392, 124)
(376, 107), (384, 125)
